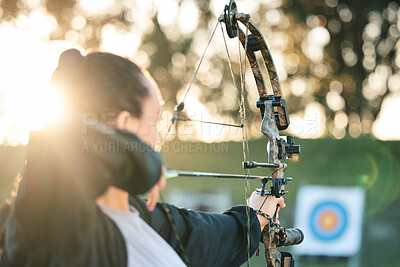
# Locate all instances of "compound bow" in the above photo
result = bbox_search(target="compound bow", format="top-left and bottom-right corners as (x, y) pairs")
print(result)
(161, 1), (303, 266)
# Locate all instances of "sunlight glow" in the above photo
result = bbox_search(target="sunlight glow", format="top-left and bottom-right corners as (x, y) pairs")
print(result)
(326, 91), (345, 111)
(178, 0), (199, 34)
(0, 42), (66, 145)
(157, 0), (179, 27)
(101, 24), (141, 57)
(302, 26), (330, 62)
(372, 94), (400, 140)
(79, 0), (115, 15)
(0, 22), (74, 145)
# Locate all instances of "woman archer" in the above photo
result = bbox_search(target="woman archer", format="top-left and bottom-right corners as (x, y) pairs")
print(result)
(0, 49), (284, 267)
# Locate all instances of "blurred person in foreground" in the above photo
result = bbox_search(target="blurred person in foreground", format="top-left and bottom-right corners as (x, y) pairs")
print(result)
(0, 49), (284, 267)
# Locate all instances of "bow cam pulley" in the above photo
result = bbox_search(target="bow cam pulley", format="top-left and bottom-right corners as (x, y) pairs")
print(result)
(224, 0), (238, 38)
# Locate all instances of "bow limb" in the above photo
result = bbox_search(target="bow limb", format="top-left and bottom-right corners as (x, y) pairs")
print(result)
(234, 17), (294, 267)
(224, 15), (290, 130)
(222, 15), (288, 195)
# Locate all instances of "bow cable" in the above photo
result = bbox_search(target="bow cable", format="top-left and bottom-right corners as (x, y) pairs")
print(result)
(236, 19), (252, 266)
(182, 21), (219, 103)
(173, 117), (243, 128)
(158, 20), (251, 151)
(158, 21), (219, 151)
(220, 19), (253, 264)
(158, 10), (255, 267)
(220, 23), (240, 105)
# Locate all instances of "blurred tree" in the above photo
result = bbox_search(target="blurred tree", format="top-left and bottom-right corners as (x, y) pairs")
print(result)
(289, 0), (400, 139)
(1, 0), (398, 139)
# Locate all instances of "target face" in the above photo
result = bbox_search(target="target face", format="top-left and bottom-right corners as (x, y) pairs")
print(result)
(294, 186), (365, 256)
(310, 201), (347, 241)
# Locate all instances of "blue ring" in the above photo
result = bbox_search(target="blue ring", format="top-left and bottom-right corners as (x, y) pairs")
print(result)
(310, 201), (347, 241)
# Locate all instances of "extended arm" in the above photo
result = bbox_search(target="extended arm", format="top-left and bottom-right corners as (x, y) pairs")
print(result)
(129, 195), (261, 267)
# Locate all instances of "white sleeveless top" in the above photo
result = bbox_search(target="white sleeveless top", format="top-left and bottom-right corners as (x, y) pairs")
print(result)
(99, 204), (186, 267)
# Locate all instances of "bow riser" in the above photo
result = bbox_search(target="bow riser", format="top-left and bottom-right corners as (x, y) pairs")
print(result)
(220, 2), (302, 266)
(231, 18), (290, 130)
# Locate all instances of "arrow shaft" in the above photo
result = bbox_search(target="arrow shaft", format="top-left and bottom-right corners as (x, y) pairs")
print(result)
(174, 170), (268, 180)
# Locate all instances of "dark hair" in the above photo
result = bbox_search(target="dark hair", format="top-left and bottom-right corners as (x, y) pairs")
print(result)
(51, 49), (150, 118)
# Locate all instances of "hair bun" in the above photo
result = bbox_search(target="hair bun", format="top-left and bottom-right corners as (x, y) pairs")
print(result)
(58, 49), (84, 68)
(51, 49), (87, 93)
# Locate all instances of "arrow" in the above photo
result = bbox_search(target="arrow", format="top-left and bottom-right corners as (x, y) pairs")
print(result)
(163, 169), (270, 180)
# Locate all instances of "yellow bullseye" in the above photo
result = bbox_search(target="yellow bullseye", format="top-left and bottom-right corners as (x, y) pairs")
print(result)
(318, 211), (338, 231)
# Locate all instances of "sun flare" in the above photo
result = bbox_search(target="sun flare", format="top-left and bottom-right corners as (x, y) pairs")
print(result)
(0, 36), (73, 145)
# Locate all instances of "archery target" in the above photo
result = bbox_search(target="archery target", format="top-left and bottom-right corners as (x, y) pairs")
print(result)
(294, 186), (365, 256)
(310, 201), (347, 241)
